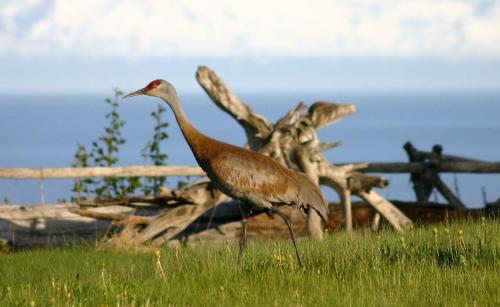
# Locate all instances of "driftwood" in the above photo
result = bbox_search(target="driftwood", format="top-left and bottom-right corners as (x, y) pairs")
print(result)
(71, 180), (230, 246)
(167, 200), (499, 246)
(196, 66), (411, 233)
(196, 67), (273, 150)
(0, 204), (121, 248)
(3, 200), (497, 249)
(65, 65), (412, 247)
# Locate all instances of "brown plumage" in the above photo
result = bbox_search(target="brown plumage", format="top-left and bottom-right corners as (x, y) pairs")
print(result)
(124, 79), (328, 266)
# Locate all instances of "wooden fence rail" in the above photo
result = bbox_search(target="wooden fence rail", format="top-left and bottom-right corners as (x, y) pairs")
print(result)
(361, 161), (500, 173)
(1, 161), (500, 180)
(0, 165), (205, 179)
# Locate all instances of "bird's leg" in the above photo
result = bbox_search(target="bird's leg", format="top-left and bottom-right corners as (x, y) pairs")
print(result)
(237, 203), (248, 264)
(272, 208), (303, 267)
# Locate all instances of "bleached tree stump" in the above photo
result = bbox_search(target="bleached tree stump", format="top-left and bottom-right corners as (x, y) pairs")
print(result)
(196, 66), (412, 234)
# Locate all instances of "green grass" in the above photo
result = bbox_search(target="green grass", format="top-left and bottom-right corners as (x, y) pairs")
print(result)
(1, 218), (499, 306)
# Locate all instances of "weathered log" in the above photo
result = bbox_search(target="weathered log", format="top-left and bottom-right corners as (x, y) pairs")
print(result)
(356, 191), (413, 232)
(69, 207), (129, 222)
(68, 208), (151, 225)
(3, 201), (496, 249)
(152, 195), (232, 245)
(172, 201), (496, 245)
(77, 196), (170, 208)
(104, 181), (230, 246)
(0, 204), (115, 248)
(169, 221), (242, 246)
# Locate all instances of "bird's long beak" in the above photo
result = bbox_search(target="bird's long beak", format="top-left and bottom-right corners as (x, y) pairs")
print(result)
(123, 87), (146, 99)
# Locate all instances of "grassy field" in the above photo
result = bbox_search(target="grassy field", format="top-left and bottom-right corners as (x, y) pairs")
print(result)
(1, 218), (499, 306)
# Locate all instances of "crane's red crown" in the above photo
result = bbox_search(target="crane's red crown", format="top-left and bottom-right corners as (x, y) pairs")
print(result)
(146, 79), (162, 90)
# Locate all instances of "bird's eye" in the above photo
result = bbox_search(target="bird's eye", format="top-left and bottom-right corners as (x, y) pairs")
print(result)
(147, 80), (161, 90)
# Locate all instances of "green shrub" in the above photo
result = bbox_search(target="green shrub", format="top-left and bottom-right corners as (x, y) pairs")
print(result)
(141, 104), (169, 195)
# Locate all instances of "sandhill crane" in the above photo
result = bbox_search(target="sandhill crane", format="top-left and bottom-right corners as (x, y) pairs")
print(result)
(124, 79), (328, 266)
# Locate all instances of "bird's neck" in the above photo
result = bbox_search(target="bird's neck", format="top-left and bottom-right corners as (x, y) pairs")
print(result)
(159, 92), (210, 163)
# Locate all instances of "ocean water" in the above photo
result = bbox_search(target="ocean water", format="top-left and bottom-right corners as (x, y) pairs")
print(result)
(1, 91), (499, 207)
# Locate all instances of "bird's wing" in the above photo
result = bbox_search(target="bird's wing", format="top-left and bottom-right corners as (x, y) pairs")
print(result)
(207, 148), (328, 221)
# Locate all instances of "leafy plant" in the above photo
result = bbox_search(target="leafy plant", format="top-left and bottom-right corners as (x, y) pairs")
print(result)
(72, 143), (94, 198)
(72, 88), (141, 200)
(141, 104), (169, 195)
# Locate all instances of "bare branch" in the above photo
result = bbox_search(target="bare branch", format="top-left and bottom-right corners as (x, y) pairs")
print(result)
(69, 208), (151, 225)
(316, 141), (342, 153)
(357, 191), (413, 232)
(308, 102), (357, 129)
(196, 66), (272, 149)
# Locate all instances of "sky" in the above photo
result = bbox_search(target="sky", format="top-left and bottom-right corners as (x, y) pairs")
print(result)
(0, 0), (500, 94)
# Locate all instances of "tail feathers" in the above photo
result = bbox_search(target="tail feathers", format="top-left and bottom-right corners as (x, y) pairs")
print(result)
(295, 172), (329, 223)
(309, 202), (329, 223)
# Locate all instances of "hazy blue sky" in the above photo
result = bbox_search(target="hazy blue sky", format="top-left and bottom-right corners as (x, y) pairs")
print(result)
(1, 0), (499, 94)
